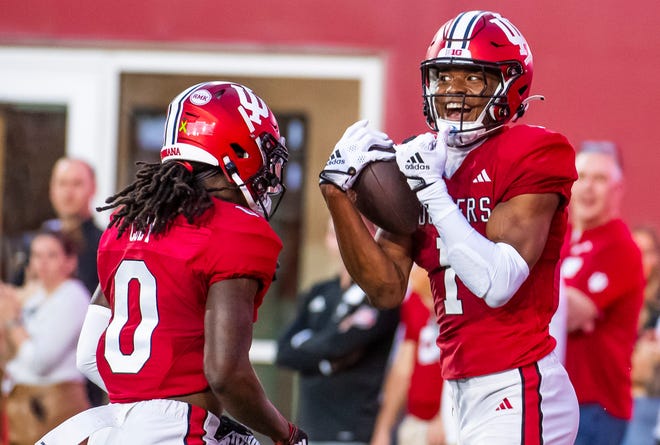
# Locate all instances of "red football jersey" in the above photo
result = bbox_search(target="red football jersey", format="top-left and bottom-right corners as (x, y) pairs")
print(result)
(562, 219), (644, 419)
(401, 291), (443, 420)
(412, 125), (577, 379)
(96, 198), (282, 403)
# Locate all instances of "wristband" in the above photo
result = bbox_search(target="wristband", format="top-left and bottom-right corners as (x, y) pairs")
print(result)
(416, 180), (458, 222)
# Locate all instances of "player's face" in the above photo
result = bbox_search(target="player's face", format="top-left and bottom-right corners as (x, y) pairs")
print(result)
(429, 66), (500, 123)
(571, 152), (623, 229)
(49, 160), (95, 220)
(28, 234), (77, 290)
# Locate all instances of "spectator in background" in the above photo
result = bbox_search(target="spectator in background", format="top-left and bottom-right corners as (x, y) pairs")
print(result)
(10, 157), (102, 296)
(3, 156), (105, 410)
(276, 218), (400, 445)
(0, 230), (90, 445)
(633, 227), (660, 332)
(42, 157), (105, 408)
(561, 141), (645, 445)
(370, 264), (451, 445)
(621, 226), (660, 445)
(42, 157), (103, 295)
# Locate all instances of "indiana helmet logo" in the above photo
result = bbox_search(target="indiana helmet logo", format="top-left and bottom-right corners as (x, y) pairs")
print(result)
(161, 146), (181, 157)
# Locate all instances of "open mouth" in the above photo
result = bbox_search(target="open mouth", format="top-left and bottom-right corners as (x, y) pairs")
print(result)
(444, 102), (472, 121)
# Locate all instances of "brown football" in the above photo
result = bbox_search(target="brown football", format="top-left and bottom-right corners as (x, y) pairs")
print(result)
(352, 160), (421, 235)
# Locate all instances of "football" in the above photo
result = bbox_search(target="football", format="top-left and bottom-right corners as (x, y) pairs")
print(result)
(352, 160), (421, 235)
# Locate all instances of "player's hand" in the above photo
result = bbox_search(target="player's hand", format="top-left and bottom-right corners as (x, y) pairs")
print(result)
(427, 414), (447, 445)
(396, 127), (458, 221)
(395, 128), (450, 192)
(275, 422), (308, 445)
(319, 120), (394, 191)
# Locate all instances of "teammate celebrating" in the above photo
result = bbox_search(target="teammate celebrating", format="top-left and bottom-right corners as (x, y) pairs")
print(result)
(40, 81), (307, 445)
(320, 11), (579, 444)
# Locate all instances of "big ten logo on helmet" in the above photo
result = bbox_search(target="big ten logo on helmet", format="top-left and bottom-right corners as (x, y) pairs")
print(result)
(231, 84), (270, 133)
(439, 48), (468, 58)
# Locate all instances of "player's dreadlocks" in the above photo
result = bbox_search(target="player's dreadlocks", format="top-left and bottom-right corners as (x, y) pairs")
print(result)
(98, 161), (218, 238)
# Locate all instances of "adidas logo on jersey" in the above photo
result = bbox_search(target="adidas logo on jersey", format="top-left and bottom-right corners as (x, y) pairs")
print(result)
(326, 149), (345, 166)
(472, 168), (492, 183)
(495, 397), (514, 411)
(405, 152), (430, 170)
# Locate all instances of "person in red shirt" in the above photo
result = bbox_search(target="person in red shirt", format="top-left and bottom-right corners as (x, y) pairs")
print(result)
(38, 81), (307, 445)
(562, 141), (644, 445)
(319, 10), (579, 445)
(370, 264), (447, 445)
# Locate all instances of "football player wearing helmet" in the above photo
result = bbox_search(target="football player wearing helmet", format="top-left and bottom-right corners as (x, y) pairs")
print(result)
(320, 11), (579, 444)
(421, 10), (539, 148)
(39, 81), (307, 445)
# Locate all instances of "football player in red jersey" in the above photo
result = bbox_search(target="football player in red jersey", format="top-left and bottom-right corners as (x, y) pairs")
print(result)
(39, 81), (307, 445)
(320, 11), (579, 444)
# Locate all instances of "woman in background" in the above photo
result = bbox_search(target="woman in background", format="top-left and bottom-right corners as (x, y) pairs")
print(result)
(0, 229), (90, 445)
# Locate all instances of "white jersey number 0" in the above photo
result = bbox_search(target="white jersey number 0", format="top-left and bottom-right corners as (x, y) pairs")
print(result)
(104, 260), (159, 373)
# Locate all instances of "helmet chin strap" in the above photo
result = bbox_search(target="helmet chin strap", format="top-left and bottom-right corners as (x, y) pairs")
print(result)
(444, 94), (545, 146)
(438, 119), (495, 149)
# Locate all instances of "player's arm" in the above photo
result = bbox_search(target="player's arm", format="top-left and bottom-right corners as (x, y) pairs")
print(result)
(396, 131), (557, 308)
(485, 192), (559, 269)
(275, 294), (316, 372)
(321, 184), (413, 309)
(320, 120), (413, 309)
(279, 297), (399, 371)
(427, 412), (447, 445)
(205, 277), (293, 443)
(76, 285), (110, 391)
(564, 286), (598, 333)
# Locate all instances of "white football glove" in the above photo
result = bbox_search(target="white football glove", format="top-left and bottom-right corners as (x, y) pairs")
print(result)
(319, 119), (395, 191)
(395, 129), (448, 191)
(396, 126), (456, 221)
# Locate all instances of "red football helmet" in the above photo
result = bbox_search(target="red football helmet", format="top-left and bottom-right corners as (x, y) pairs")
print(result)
(161, 81), (287, 219)
(422, 11), (537, 147)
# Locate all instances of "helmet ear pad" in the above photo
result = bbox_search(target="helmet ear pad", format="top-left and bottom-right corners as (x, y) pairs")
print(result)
(489, 99), (510, 122)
